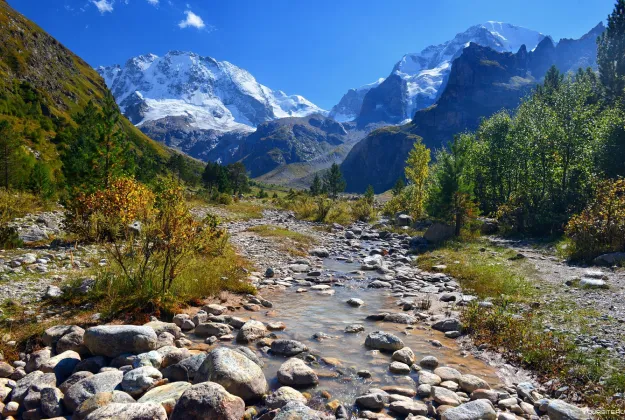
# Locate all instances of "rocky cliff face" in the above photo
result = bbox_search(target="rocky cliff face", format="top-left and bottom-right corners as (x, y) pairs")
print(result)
(332, 22), (545, 126)
(341, 23), (604, 193)
(228, 114), (352, 178)
(98, 51), (327, 166)
(328, 78), (383, 122)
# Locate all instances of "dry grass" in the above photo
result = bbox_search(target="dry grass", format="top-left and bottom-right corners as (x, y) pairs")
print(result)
(246, 224), (317, 256)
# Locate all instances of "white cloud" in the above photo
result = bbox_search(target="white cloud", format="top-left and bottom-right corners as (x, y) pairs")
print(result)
(178, 10), (205, 29)
(147, 0), (159, 5)
(92, 0), (114, 13)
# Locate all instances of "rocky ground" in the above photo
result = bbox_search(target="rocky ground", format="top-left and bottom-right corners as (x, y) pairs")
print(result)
(0, 207), (596, 419)
(489, 237), (625, 358)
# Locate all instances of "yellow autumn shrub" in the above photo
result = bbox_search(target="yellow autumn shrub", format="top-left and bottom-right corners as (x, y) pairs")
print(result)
(565, 179), (625, 261)
(67, 177), (155, 241)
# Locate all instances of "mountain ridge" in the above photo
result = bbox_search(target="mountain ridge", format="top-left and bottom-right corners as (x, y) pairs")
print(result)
(331, 22), (545, 126)
(341, 22), (605, 193)
(97, 51), (325, 134)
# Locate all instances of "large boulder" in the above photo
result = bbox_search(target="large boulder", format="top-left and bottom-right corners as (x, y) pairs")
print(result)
(138, 382), (192, 415)
(546, 400), (589, 420)
(264, 386), (307, 409)
(364, 331), (404, 351)
(432, 318), (462, 333)
(383, 313), (416, 324)
(441, 399), (497, 420)
(395, 213), (413, 227)
(143, 321), (182, 339)
(392, 347), (416, 365)
(84, 326), (157, 358)
(593, 252), (625, 266)
(40, 350), (81, 382)
(274, 401), (331, 420)
(73, 391), (135, 420)
(42, 325), (83, 348)
(277, 358), (319, 387)
(121, 366), (163, 397)
(170, 382), (245, 420)
(424, 223), (455, 243)
(355, 392), (388, 410)
(194, 348), (268, 401)
(458, 374), (490, 393)
(84, 402), (167, 420)
(236, 320), (267, 343)
(162, 353), (207, 383)
(63, 370), (124, 413)
(12, 371), (57, 403)
(432, 386), (462, 406)
(40, 386), (64, 418)
(389, 400), (428, 416)
(194, 323), (232, 337)
(270, 339), (309, 356)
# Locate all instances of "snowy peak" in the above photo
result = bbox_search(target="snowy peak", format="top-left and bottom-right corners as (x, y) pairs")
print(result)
(334, 22), (545, 125)
(480, 21), (546, 52)
(97, 51), (325, 133)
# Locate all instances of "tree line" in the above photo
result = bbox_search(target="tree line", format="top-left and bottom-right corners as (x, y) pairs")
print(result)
(388, 1), (625, 260)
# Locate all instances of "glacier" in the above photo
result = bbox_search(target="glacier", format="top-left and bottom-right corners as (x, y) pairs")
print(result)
(97, 51), (326, 132)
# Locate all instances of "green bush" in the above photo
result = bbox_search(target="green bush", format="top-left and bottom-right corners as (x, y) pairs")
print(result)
(351, 198), (376, 222)
(0, 226), (22, 249)
(217, 193), (233, 205)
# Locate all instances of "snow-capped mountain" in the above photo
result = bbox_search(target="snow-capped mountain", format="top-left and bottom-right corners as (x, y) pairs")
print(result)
(97, 51), (325, 133)
(333, 22), (545, 125)
(328, 78), (384, 122)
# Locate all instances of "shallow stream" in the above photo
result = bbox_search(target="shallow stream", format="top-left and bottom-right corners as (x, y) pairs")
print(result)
(191, 257), (499, 407)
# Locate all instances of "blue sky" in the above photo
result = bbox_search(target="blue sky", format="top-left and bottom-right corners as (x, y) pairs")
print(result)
(9, 0), (614, 109)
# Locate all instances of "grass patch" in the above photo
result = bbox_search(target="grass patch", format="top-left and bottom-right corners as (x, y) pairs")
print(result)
(425, 239), (625, 415)
(246, 224), (317, 257)
(417, 239), (535, 300)
(58, 242), (255, 323)
(216, 201), (266, 221)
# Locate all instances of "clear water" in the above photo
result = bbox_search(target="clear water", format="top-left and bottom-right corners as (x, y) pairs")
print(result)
(190, 258), (499, 407)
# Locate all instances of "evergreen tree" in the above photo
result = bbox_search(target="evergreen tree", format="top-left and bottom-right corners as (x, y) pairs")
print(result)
(392, 178), (405, 196)
(227, 162), (249, 195)
(427, 134), (476, 236)
(310, 174), (322, 196)
(537, 66), (564, 102)
(202, 162), (220, 193)
(98, 94), (128, 188)
(0, 120), (21, 190)
(598, 0), (625, 103)
(167, 154), (188, 183)
(29, 161), (54, 200)
(323, 163), (346, 199)
(62, 98), (130, 193)
(364, 185), (375, 205)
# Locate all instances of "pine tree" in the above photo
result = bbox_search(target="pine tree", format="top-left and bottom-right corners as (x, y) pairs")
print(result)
(0, 120), (21, 190)
(598, 0), (625, 103)
(62, 98), (130, 193)
(310, 174), (322, 196)
(392, 178), (405, 196)
(227, 162), (249, 195)
(323, 163), (346, 199)
(364, 185), (375, 204)
(98, 94), (127, 188)
(427, 134), (476, 236)
(29, 161), (54, 200)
